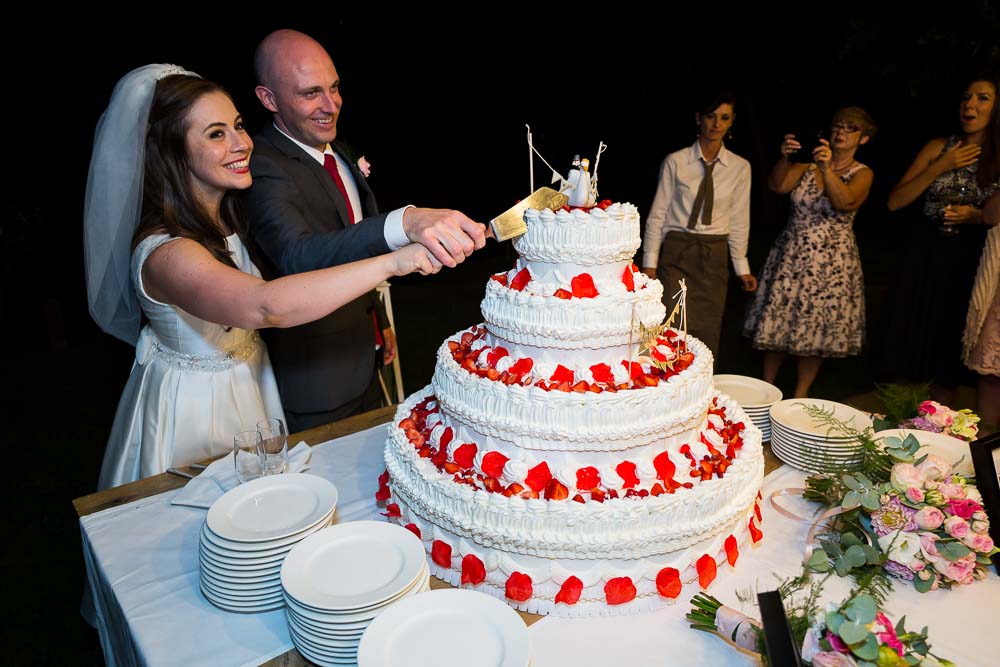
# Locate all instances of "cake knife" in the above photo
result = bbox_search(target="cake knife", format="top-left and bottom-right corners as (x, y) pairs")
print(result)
(488, 187), (569, 241)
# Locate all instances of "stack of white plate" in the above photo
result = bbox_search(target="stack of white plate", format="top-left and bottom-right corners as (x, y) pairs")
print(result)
(281, 521), (430, 666)
(874, 428), (974, 476)
(713, 375), (782, 441)
(199, 474), (339, 613)
(358, 588), (532, 667)
(769, 398), (873, 474)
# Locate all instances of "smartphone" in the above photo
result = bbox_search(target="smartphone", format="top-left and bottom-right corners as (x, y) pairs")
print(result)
(790, 130), (826, 163)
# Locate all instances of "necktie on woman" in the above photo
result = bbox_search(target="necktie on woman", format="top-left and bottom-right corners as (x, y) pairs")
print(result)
(687, 159), (715, 229)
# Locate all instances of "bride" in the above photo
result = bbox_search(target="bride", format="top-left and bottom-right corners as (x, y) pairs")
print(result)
(85, 65), (441, 489)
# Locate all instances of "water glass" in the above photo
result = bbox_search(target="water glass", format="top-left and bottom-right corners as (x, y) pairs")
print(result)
(233, 430), (264, 483)
(256, 417), (288, 475)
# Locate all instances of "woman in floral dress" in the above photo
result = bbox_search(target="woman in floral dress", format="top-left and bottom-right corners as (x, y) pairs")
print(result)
(744, 107), (876, 398)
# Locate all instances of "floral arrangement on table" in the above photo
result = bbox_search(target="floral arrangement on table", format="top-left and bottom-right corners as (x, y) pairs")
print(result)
(686, 404), (995, 665)
(688, 586), (955, 666)
(873, 384), (980, 442)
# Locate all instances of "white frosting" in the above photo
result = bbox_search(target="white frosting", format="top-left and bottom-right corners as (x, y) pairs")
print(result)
(514, 203), (641, 265)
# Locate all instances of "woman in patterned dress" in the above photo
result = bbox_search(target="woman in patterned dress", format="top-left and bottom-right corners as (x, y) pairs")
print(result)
(743, 107), (876, 398)
(884, 76), (999, 403)
(962, 192), (1000, 431)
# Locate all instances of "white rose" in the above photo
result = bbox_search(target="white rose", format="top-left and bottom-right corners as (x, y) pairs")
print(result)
(877, 529), (921, 565)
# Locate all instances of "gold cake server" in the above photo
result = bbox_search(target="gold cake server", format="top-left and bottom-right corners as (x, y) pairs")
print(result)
(488, 187), (569, 241)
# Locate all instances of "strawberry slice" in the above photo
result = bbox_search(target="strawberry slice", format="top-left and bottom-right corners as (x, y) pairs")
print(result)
(554, 576), (583, 605)
(443, 462), (461, 474)
(549, 364), (575, 384)
(505, 572), (533, 602)
(553, 288), (572, 300)
(696, 554), (717, 589)
(399, 418), (416, 431)
(431, 540), (452, 568)
(490, 273), (509, 286)
(572, 494), (586, 503)
(403, 523), (421, 539)
(482, 476), (504, 493)
(604, 577), (637, 605)
(555, 380), (572, 392)
(510, 267), (531, 291)
(571, 273), (599, 298)
(590, 489), (606, 503)
(571, 380), (589, 393)
(480, 452), (509, 478)
(460, 331), (476, 346)
(461, 554), (487, 585)
(544, 478), (569, 500)
(650, 483), (665, 496)
(524, 462), (552, 493)
(502, 482), (524, 498)
(452, 443), (477, 469)
(724, 535), (739, 566)
(590, 363), (615, 384)
(575, 467), (601, 491)
(656, 567), (682, 598)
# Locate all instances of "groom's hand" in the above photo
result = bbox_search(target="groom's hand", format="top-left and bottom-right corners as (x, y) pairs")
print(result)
(402, 208), (487, 268)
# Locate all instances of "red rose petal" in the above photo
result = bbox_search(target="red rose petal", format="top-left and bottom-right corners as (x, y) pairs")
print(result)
(555, 576), (583, 605)
(653, 451), (676, 483)
(481, 452), (509, 479)
(404, 523), (421, 539)
(622, 267), (635, 291)
(378, 470), (389, 486)
(575, 467), (601, 491)
(755, 502), (762, 523)
(375, 485), (391, 502)
(452, 443), (477, 469)
(505, 572), (533, 602)
(431, 540), (452, 569)
(486, 346), (509, 367)
(616, 461), (640, 489)
(490, 273), (508, 286)
(381, 503), (401, 518)
(524, 462), (552, 493)
(461, 554), (486, 585)
(439, 426), (454, 449)
(508, 358), (533, 380)
(656, 567), (682, 598)
(571, 273), (599, 298)
(589, 363), (615, 384)
(549, 364), (575, 384)
(622, 360), (644, 380)
(724, 535), (739, 567)
(604, 577), (637, 605)
(749, 518), (763, 544)
(510, 267), (531, 291)
(696, 554), (717, 589)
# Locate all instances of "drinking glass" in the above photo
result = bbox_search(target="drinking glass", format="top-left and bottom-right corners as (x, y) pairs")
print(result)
(256, 418), (288, 475)
(940, 183), (973, 236)
(233, 430), (264, 483)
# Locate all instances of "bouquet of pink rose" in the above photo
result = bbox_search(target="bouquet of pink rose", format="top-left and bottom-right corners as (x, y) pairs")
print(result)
(897, 400), (980, 442)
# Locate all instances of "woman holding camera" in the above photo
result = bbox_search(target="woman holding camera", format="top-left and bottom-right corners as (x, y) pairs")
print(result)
(743, 107), (876, 398)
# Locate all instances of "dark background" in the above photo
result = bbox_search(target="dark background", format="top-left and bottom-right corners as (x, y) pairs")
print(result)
(3, 7), (999, 664)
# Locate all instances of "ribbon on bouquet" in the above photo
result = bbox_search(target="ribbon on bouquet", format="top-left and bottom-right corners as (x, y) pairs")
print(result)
(769, 488), (863, 566)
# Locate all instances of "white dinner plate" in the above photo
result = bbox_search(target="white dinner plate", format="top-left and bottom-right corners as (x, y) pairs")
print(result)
(200, 575), (283, 600)
(199, 557), (281, 584)
(288, 621), (365, 649)
(713, 375), (783, 408)
(200, 584), (285, 611)
(207, 474), (338, 543)
(770, 437), (862, 473)
(281, 521), (425, 611)
(294, 640), (358, 666)
(769, 422), (866, 450)
(199, 542), (287, 569)
(770, 399), (872, 437)
(201, 511), (333, 554)
(285, 561), (428, 614)
(357, 588), (530, 667)
(875, 428), (974, 476)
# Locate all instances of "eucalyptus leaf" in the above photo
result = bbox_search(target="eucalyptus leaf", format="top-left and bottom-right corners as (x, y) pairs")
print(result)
(860, 490), (881, 512)
(843, 490), (861, 509)
(843, 475), (863, 491)
(851, 634), (880, 661)
(822, 540), (843, 558)
(976, 555), (993, 565)
(841, 533), (862, 548)
(834, 556), (852, 577)
(904, 656), (920, 666)
(838, 619), (869, 644)
(856, 473), (874, 488)
(914, 453), (928, 466)
(808, 551), (830, 570)
(901, 434), (920, 450)
(846, 545), (868, 568)
(826, 611), (845, 633)
(888, 448), (912, 461)
(881, 435), (901, 448)
(937, 541), (972, 561)
(895, 615), (907, 634)
(914, 574), (934, 593)
(862, 545), (882, 564)
(844, 594), (877, 624)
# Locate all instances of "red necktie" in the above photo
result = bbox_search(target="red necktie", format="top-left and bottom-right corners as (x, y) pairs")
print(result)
(323, 153), (357, 224)
(323, 153), (384, 347)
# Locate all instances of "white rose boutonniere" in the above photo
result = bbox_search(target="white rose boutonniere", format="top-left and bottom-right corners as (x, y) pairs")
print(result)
(357, 156), (371, 178)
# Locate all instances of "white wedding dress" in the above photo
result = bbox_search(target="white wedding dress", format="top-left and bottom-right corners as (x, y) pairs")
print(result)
(98, 233), (284, 490)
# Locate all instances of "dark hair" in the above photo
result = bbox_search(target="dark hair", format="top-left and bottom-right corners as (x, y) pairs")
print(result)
(133, 74), (243, 268)
(963, 74), (1000, 189)
(698, 92), (736, 117)
(832, 106), (878, 139)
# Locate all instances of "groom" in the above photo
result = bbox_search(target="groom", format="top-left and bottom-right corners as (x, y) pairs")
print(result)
(243, 29), (486, 432)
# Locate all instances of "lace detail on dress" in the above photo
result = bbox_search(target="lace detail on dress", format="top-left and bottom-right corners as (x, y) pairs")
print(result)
(135, 326), (262, 372)
(923, 135), (999, 220)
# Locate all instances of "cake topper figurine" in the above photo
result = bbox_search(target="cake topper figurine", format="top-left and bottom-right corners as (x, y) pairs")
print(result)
(523, 127), (604, 207)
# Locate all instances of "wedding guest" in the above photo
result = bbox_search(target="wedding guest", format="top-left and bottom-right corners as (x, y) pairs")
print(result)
(642, 92), (756, 360)
(962, 191), (1000, 431)
(743, 107), (876, 398)
(242, 29), (487, 432)
(885, 74), (1000, 403)
(84, 65), (442, 489)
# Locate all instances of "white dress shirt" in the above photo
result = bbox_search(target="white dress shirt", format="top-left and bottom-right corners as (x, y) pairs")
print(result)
(642, 141), (751, 276)
(274, 125), (411, 250)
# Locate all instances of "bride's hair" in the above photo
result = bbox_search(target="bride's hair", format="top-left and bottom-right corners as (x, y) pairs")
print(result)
(133, 74), (243, 268)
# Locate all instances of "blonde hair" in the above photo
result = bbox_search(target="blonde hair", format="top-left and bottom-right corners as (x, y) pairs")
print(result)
(832, 106), (877, 139)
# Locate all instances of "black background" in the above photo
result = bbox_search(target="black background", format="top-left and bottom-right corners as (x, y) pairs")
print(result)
(3, 7), (999, 664)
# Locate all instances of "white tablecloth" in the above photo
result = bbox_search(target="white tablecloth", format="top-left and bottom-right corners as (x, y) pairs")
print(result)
(82, 426), (1000, 667)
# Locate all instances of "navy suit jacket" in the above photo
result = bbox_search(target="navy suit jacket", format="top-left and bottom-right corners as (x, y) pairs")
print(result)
(241, 124), (391, 414)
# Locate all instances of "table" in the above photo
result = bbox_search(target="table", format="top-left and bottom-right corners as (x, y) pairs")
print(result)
(76, 408), (997, 667)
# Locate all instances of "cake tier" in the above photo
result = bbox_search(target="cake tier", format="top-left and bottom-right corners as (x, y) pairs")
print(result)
(514, 203), (640, 266)
(432, 328), (713, 451)
(481, 263), (665, 351)
(382, 390), (766, 616)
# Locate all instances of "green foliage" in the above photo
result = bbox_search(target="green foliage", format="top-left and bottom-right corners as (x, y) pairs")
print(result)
(874, 382), (929, 424)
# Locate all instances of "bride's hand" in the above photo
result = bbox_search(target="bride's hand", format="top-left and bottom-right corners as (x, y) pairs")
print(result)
(390, 244), (443, 277)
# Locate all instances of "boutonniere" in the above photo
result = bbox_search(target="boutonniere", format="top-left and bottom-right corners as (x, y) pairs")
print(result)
(357, 156), (371, 178)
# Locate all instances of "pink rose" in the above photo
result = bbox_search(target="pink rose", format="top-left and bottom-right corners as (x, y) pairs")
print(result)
(812, 651), (856, 667)
(971, 520), (989, 534)
(938, 483), (966, 500)
(919, 400), (938, 415)
(905, 486), (925, 503)
(948, 498), (983, 519)
(909, 558), (926, 572)
(962, 532), (994, 553)
(973, 511), (988, 521)
(920, 532), (941, 559)
(936, 556), (975, 585)
(944, 515), (970, 539)
(915, 454), (952, 481)
(356, 156), (371, 178)
(915, 507), (945, 530)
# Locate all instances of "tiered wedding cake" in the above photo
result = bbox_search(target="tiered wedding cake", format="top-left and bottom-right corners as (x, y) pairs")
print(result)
(380, 201), (765, 616)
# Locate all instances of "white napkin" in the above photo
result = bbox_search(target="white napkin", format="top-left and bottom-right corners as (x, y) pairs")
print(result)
(170, 441), (312, 509)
